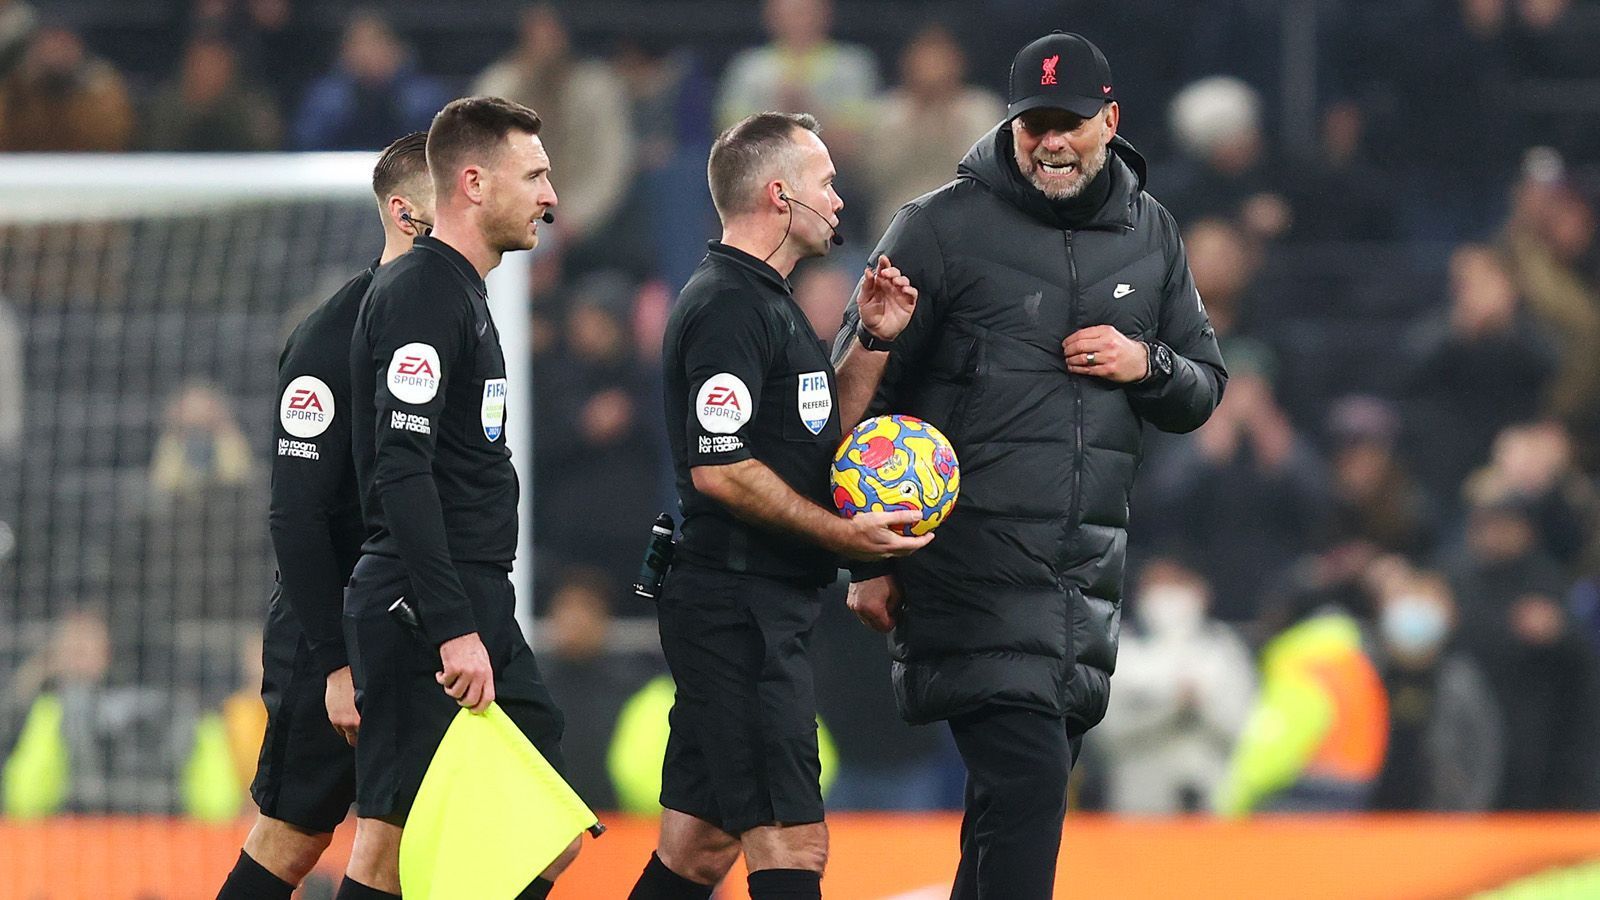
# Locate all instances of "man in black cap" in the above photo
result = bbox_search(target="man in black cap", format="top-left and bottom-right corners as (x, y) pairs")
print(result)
(831, 31), (1228, 898)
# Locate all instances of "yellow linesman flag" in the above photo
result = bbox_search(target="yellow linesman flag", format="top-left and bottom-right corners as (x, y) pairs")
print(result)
(399, 703), (603, 899)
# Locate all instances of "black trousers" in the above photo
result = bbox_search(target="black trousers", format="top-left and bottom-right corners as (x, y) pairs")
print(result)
(947, 705), (1084, 900)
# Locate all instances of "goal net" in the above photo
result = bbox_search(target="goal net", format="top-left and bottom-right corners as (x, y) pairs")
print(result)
(0, 153), (532, 830)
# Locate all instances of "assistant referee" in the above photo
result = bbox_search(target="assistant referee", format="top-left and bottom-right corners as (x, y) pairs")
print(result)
(216, 132), (432, 900)
(338, 97), (575, 900)
(628, 112), (927, 900)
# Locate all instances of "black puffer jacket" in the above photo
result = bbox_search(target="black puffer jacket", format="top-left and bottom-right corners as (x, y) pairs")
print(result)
(834, 126), (1226, 732)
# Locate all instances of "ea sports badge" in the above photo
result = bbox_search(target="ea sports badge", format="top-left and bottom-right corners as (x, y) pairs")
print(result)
(797, 370), (831, 436)
(481, 378), (507, 442)
(279, 374), (334, 439)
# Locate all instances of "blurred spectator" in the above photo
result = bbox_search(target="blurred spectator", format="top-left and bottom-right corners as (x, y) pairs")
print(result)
(1283, 101), (1400, 242)
(473, 4), (634, 244)
(537, 568), (662, 811)
(609, 33), (718, 288)
(532, 273), (663, 580)
(149, 382), (253, 494)
(716, 0), (878, 171)
(862, 23), (1003, 237)
(2, 609), (194, 815)
(189, 0), (306, 109)
(178, 627), (265, 821)
(141, 34), (280, 151)
(1219, 575), (1389, 815)
(1096, 559), (1254, 814)
(1326, 395), (1437, 558)
(290, 11), (449, 151)
(1463, 421), (1600, 570)
(1449, 493), (1568, 650)
(0, 25), (133, 151)
(1141, 359), (1332, 623)
(1367, 0), (1516, 238)
(813, 578), (959, 811)
(1370, 570), (1504, 811)
(144, 383), (267, 625)
(0, 0), (36, 77)
(1499, 152), (1600, 457)
(1161, 76), (1291, 242)
(1402, 244), (1557, 506)
(1446, 493), (1600, 809)
(1507, 0), (1600, 160)
(1181, 217), (1268, 349)
(792, 262), (854, 340)
(1505, 0), (1599, 79)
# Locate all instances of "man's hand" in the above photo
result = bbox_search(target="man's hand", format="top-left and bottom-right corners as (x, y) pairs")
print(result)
(848, 575), (904, 632)
(832, 509), (933, 561)
(325, 665), (360, 746)
(858, 254), (918, 343)
(1063, 325), (1149, 384)
(437, 632), (495, 713)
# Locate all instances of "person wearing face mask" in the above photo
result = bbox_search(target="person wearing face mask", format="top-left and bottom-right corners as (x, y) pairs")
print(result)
(1095, 559), (1254, 814)
(1370, 573), (1504, 811)
(830, 31), (1226, 897)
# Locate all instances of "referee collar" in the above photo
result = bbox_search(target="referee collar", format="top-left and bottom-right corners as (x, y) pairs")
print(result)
(414, 235), (488, 297)
(706, 241), (791, 294)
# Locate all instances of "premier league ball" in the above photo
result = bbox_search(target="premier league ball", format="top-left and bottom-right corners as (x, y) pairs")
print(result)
(830, 415), (960, 536)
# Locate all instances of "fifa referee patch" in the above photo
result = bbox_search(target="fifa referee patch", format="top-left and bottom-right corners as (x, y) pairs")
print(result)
(388, 342), (442, 404)
(797, 371), (831, 435)
(279, 375), (334, 438)
(695, 373), (751, 434)
(481, 378), (507, 442)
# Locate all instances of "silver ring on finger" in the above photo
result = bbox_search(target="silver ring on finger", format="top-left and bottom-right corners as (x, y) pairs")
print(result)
(1086, 352), (1097, 366)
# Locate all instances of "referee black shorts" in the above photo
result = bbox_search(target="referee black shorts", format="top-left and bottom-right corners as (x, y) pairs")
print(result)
(657, 562), (826, 836)
(343, 554), (566, 822)
(249, 588), (356, 834)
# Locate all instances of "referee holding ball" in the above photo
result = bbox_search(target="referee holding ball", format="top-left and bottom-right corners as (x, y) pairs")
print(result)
(627, 112), (927, 900)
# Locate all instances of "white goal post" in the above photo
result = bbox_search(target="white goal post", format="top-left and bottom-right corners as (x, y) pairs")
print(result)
(0, 151), (538, 652)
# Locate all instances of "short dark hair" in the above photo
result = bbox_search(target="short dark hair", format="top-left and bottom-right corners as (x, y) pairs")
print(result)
(707, 112), (820, 219)
(426, 96), (543, 191)
(371, 131), (429, 200)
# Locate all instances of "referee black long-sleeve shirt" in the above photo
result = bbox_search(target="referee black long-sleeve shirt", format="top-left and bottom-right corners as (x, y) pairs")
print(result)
(664, 241), (842, 587)
(350, 235), (516, 647)
(269, 264), (374, 676)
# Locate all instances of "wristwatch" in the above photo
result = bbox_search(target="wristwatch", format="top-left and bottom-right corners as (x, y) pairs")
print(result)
(856, 323), (896, 352)
(1138, 341), (1174, 384)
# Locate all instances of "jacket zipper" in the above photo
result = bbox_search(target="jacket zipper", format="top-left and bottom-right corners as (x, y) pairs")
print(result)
(1065, 230), (1084, 536)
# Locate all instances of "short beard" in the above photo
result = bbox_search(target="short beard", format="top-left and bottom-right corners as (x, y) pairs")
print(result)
(489, 211), (537, 254)
(1025, 139), (1110, 200)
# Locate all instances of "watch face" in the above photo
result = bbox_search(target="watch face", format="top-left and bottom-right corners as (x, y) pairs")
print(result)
(1157, 344), (1174, 374)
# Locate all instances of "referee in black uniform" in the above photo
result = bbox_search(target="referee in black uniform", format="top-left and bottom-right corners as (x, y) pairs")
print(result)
(338, 97), (576, 900)
(215, 132), (432, 900)
(628, 113), (926, 900)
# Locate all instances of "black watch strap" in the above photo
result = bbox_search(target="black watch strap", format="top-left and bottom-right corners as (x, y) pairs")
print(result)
(1137, 340), (1173, 384)
(856, 323), (896, 352)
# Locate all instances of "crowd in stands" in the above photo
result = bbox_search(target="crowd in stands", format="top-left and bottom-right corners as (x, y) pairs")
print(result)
(4, 0), (1600, 817)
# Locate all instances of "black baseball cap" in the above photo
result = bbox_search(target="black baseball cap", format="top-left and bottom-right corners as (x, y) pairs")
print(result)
(1006, 31), (1115, 121)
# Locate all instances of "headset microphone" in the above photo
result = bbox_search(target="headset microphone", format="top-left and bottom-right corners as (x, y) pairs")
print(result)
(401, 211), (551, 228)
(779, 193), (844, 246)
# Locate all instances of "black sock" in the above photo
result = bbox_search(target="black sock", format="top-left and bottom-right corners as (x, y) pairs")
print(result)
(333, 876), (401, 900)
(516, 876), (555, 899)
(748, 868), (821, 900)
(628, 852), (714, 900)
(216, 851), (294, 900)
